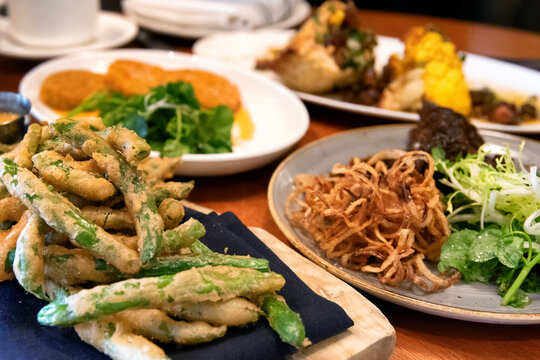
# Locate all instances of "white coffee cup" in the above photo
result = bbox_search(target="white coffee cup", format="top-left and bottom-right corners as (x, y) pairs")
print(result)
(6, 0), (99, 48)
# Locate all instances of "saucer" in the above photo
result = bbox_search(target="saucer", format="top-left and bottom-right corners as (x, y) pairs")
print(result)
(0, 12), (138, 59)
(123, 1), (310, 39)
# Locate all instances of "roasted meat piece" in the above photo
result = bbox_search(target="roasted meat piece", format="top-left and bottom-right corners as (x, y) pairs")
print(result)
(408, 102), (484, 160)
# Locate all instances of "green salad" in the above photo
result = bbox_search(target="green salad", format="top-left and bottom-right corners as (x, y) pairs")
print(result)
(434, 144), (540, 307)
(68, 81), (235, 158)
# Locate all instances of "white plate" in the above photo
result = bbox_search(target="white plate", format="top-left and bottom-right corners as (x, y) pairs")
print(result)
(19, 49), (309, 176)
(268, 124), (540, 324)
(194, 31), (540, 134)
(0, 12), (138, 59)
(123, 1), (310, 39)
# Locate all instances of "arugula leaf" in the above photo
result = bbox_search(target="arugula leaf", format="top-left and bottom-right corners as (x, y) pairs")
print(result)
(65, 81), (234, 156)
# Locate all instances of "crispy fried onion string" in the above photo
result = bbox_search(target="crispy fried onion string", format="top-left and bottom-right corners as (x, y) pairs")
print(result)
(286, 150), (459, 292)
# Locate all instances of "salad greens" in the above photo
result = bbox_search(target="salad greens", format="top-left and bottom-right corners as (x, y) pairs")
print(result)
(434, 144), (540, 307)
(68, 82), (234, 158)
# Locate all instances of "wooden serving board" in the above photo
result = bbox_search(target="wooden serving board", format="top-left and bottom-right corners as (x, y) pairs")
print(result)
(250, 227), (395, 360)
(186, 202), (395, 359)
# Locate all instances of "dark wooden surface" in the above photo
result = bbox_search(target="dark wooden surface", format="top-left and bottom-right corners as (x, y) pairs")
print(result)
(1, 9), (540, 360)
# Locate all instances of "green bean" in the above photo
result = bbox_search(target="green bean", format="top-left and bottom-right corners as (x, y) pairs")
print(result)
(151, 181), (194, 203)
(13, 212), (48, 300)
(33, 151), (116, 201)
(116, 309), (226, 345)
(0, 211), (29, 281)
(0, 196), (26, 223)
(160, 218), (205, 255)
(166, 298), (261, 327)
(38, 265), (285, 326)
(75, 317), (169, 360)
(0, 158), (140, 274)
(81, 206), (134, 231)
(44, 245), (118, 285)
(258, 293), (308, 348)
(158, 198), (184, 229)
(11, 123), (41, 169)
(53, 118), (163, 266)
(98, 127), (151, 165)
(137, 252), (270, 277)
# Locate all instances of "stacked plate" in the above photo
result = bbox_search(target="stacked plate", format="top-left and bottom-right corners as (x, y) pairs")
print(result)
(122, 0), (311, 39)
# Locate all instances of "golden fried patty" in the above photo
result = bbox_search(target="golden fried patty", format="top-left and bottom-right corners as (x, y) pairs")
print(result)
(104, 59), (166, 96)
(165, 69), (241, 111)
(40, 70), (105, 111)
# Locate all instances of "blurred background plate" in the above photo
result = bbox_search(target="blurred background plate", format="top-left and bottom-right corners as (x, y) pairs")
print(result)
(19, 49), (309, 176)
(0, 12), (138, 59)
(268, 124), (540, 324)
(123, 0), (310, 39)
(194, 31), (540, 134)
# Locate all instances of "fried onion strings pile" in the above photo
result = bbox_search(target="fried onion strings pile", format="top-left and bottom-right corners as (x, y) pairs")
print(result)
(287, 150), (459, 291)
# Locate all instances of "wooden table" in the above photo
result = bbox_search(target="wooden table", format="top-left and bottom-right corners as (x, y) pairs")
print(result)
(1, 9), (540, 360)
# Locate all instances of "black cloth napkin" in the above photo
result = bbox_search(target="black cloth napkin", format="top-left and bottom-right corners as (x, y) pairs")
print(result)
(0, 208), (354, 360)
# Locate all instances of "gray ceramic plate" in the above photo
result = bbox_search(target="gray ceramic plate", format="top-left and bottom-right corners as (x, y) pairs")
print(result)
(268, 124), (540, 324)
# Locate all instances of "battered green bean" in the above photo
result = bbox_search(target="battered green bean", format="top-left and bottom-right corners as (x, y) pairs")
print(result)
(0, 158), (140, 274)
(0, 196), (26, 223)
(81, 206), (134, 231)
(151, 181), (194, 203)
(44, 245), (118, 285)
(13, 212), (48, 300)
(138, 157), (182, 183)
(160, 218), (205, 254)
(166, 298), (261, 327)
(12, 123), (41, 169)
(158, 198), (184, 229)
(33, 151), (116, 201)
(38, 265), (285, 326)
(53, 118), (164, 266)
(257, 292), (308, 348)
(98, 127), (151, 165)
(0, 211), (29, 281)
(116, 309), (226, 345)
(75, 317), (169, 360)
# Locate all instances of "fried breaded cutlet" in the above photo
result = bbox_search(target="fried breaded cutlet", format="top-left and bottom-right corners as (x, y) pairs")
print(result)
(165, 69), (241, 111)
(40, 70), (105, 111)
(105, 59), (166, 96)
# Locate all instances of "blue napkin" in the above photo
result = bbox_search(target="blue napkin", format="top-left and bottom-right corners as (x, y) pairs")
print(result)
(0, 208), (354, 360)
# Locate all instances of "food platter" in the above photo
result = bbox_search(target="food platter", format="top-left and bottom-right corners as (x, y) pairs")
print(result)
(19, 49), (309, 176)
(268, 124), (540, 324)
(193, 31), (540, 134)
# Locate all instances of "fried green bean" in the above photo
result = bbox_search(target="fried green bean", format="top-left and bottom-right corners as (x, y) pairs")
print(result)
(138, 252), (270, 277)
(13, 212), (48, 300)
(64, 155), (103, 174)
(138, 157), (182, 183)
(98, 127), (151, 166)
(44, 245), (118, 285)
(160, 218), (205, 254)
(166, 298), (261, 327)
(151, 181), (194, 203)
(116, 309), (226, 345)
(10, 123), (41, 169)
(81, 206), (134, 231)
(33, 151), (116, 201)
(53, 118), (164, 266)
(0, 158), (140, 274)
(0, 196), (26, 223)
(38, 265), (285, 326)
(158, 198), (184, 229)
(37, 137), (87, 160)
(0, 212), (29, 281)
(257, 292), (308, 348)
(75, 317), (169, 360)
